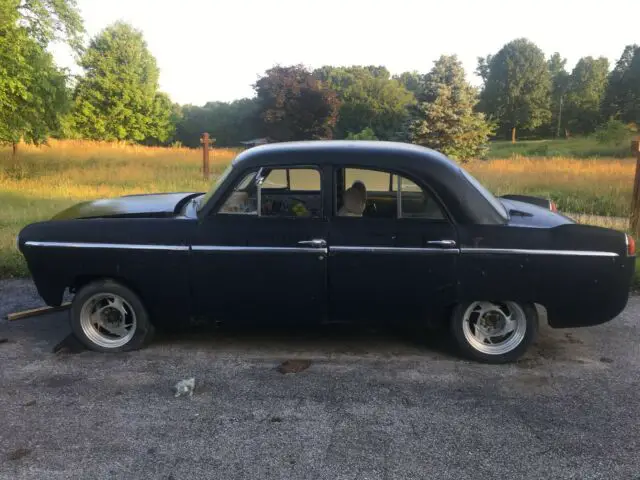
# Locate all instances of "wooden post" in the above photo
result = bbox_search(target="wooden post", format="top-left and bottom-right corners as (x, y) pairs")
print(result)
(630, 138), (640, 238)
(200, 133), (210, 179)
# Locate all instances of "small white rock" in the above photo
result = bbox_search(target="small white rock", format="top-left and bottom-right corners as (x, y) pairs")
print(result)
(173, 377), (195, 398)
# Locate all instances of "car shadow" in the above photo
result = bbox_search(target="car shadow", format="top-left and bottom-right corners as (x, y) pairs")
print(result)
(152, 322), (459, 360)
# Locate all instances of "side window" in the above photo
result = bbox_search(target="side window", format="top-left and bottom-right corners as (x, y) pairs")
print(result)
(218, 170), (259, 215)
(218, 167), (322, 218)
(337, 167), (444, 220)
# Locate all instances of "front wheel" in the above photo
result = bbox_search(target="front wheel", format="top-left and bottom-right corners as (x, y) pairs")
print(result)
(450, 301), (538, 364)
(70, 279), (154, 352)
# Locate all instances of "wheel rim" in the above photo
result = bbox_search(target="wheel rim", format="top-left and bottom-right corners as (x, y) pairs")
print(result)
(79, 293), (137, 349)
(461, 301), (527, 355)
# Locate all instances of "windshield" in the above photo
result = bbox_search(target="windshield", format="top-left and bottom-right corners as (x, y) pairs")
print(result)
(197, 164), (234, 212)
(459, 167), (509, 221)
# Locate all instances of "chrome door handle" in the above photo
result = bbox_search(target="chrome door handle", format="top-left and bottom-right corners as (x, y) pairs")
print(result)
(298, 239), (327, 248)
(426, 239), (457, 248)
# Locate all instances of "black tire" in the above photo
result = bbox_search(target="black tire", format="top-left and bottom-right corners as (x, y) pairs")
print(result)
(450, 301), (538, 364)
(70, 279), (154, 353)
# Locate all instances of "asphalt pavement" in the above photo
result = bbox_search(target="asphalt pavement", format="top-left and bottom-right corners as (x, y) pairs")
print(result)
(0, 279), (639, 480)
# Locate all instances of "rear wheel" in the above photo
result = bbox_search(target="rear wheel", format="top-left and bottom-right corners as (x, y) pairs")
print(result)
(70, 279), (154, 352)
(450, 301), (538, 364)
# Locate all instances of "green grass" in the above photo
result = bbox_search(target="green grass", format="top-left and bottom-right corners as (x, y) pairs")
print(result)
(487, 137), (632, 159)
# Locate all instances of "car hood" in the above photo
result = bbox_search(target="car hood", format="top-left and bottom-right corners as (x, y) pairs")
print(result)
(500, 198), (575, 228)
(52, 192), (201, 220)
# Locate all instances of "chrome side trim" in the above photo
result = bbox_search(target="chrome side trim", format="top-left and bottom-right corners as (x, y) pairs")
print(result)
(192, 246), (327, 254)
(460, 247), (618, 257)
(330, 246), (459, 254)
(24, 241), (188, 251)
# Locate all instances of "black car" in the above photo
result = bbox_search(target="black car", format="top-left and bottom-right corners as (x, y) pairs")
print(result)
(17, 141), (636, 363)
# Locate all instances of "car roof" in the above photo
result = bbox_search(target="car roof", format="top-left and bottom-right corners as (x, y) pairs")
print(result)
(232, 140), (459, 173)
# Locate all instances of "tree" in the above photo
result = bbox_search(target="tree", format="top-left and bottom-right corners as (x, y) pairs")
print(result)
(0, 0), (80, 155)
(563, 57), (609, 135)
(475, 54), (493, 85)
(547, 52), (570, 137)
(409, 55), (494, 161)
(255, 65), (340, 142)
(174, 98), (262, 147)
(602, 44), (640, 124)
(313, 65), (414, 140)
(16, 0), (84, 52)
(393, 71), (421, 94)
(479, 38), (551, 142)
(72, 22), (173, 143)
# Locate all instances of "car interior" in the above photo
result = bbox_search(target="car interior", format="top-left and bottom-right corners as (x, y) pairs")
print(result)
(218, 166), (444, 220)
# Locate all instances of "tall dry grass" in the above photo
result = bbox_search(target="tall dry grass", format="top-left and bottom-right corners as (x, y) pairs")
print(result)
(466, 155), (635, 218)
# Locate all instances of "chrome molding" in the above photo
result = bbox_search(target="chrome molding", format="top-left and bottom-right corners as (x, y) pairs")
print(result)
(329, 246), (460, 254)
(192, 245), (327, 254)
(24, 241), (188, 251)
(460, 247), (618, 257)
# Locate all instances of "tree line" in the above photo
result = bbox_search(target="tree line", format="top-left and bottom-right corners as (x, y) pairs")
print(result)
(2, 1), (639, 161)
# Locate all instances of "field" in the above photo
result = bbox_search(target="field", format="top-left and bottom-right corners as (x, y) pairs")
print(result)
(0, 139), (638, 284)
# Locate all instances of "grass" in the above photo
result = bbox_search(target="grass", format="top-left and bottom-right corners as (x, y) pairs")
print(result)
(465, 156), (635, 218)
(0, 139), (638, 288)
(487, 137), (633, 159)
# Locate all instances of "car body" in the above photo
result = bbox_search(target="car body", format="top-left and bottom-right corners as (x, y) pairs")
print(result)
(17, 141), (636, 362)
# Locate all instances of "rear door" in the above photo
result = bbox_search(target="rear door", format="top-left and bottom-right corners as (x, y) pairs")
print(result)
(328, 166), (459, 325)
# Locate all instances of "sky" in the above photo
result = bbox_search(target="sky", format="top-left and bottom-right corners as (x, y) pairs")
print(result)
(52, 0), (640, 106)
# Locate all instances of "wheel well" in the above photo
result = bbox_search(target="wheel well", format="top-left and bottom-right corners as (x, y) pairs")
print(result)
(70, 275), (145, 303)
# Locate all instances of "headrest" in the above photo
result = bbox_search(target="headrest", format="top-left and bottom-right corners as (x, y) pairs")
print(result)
(342, 187), (366, 215)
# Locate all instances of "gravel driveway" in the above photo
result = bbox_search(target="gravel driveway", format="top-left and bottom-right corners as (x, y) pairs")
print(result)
(0, 279), (639, 480)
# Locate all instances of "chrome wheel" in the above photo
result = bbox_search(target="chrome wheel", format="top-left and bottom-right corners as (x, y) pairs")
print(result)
(79, 293), (137, 349)
(461, 301), (527, 356)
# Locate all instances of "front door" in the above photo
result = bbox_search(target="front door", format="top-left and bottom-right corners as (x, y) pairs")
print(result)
(190, 166), (328, 325)
(328, 167), (459, 325)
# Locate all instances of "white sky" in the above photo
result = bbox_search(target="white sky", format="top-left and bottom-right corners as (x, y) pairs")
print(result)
(51, 0), (639, 106)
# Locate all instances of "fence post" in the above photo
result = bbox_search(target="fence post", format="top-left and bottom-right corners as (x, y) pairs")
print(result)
(631, 138), (640, 238)
(200, 132), (210, 179)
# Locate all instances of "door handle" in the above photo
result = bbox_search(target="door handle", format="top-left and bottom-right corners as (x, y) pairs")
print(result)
(426, 239), (457, 248)
(298, 239), (327, 248)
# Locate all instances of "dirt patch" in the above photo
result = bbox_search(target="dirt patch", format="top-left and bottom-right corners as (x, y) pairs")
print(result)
(7, 447), (31, 461)
(277, 359), (311, 374)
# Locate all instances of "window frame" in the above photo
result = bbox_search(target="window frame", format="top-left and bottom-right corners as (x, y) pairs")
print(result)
(334, 165), (452, 223)
(213, 164), (324, 219)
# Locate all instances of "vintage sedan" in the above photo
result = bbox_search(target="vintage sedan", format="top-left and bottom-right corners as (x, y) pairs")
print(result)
(17, 141), (636, 363)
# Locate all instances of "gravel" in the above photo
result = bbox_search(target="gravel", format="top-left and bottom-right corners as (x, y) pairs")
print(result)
(1, 279), (639, 480)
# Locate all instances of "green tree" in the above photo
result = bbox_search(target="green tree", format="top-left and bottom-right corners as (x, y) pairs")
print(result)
(313, 65), (414, 140)
(602, 44), (640, 124)
(174, 98), (261, 147)
(475, 54), (493, 85)
(410, 55), (494, 161)
(563, 56), (609, 135)
(393, 71), (421, 94)
(72, 22), (173, 143)
(255, 65), (340, 142)
(479, 38), (551, 142)
(0, 0), (82, 154)
(547, 52), (570, 137)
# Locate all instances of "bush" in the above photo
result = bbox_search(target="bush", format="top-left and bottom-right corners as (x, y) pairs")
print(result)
(345, 128), (378, 141)
(594, 119), (636, 146)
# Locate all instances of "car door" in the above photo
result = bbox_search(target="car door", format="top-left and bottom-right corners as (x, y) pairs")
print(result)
(190, 165), (328, 325)
(327, 166), (459, 325)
